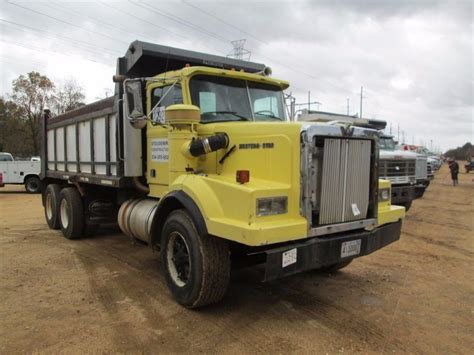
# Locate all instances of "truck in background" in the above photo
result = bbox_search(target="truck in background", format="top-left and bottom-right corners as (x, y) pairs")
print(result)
(39, 41), (405, 308)
(297, 112), (431, 211)
(0, 152), (42, 193)
(379, 135), (429, 209)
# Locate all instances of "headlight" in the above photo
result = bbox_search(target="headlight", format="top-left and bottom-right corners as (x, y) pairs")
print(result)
(256, 196), (288, 216)
(379, 188), (390, 202)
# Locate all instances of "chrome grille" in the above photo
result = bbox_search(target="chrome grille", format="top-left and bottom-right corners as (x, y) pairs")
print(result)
(379, 159), (416, 178)
(319, 139), (371, 225)
(416, 157), (428, 180)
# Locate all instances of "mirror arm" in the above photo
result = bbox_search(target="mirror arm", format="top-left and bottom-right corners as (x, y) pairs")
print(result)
(148, 79), (179, 121)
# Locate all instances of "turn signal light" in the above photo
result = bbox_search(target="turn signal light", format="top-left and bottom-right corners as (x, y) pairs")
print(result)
(236, 170), (250, 184)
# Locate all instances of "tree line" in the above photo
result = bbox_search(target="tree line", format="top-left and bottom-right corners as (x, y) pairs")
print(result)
(0, 71), (86, 157)
(444, 142), (473, 161)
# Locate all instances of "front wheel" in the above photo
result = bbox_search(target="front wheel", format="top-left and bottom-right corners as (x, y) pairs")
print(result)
(25, 176), (41, 193)
(161, 210), (230, 308)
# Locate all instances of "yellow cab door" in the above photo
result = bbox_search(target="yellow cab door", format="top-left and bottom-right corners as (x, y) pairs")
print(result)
(146, 81), (184, 198)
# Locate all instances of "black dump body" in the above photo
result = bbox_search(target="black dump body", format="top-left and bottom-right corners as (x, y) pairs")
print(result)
(41, 41), (266, 188)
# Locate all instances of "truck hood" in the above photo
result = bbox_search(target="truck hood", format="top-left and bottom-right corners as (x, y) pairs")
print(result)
(380, 149), (417, 160)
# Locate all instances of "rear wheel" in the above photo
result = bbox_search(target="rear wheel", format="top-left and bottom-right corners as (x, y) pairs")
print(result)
(25, 176), (41, 193)
(320, 259), (353, 273)
(161, 210), (230, 308)
(59, 187), (85, 239)
(43, 184), (61, 229)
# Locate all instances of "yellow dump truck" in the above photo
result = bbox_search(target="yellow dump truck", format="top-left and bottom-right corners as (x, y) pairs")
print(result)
(40, 41), (404, 308)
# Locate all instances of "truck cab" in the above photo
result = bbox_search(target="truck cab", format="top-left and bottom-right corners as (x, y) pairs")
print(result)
(40, 41), (405, 308)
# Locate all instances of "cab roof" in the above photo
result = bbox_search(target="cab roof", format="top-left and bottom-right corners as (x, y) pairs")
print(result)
(151, 66), (290, 90)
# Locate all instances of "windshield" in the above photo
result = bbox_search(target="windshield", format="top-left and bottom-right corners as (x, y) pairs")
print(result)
(380, 137), (397, 151)
(189, 75), (287, 123)
(0, 153), (13, 161)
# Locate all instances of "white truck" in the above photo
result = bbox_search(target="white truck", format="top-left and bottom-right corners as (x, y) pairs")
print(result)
(0, 152), (42, 193)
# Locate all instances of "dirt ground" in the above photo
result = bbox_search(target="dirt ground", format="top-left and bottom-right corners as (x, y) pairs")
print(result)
(1, 163), (473, 353)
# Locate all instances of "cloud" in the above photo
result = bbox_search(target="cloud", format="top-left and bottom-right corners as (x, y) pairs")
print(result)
(0, 0), (471, 150)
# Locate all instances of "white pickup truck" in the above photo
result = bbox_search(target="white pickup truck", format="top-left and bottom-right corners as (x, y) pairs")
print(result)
(0, 152), (42, 193)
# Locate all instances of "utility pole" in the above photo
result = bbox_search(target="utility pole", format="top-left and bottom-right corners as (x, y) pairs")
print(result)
(389, 122), (393, 135)
(402, 130), (405, 144)
(346, 98), (350, 116)
(359, 86), (364, 118)
(397, 124), (400, 142)
(308, 91), (311, 111)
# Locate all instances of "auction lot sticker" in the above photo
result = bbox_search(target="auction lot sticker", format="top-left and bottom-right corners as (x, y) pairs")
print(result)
(282, 248), (297, 268)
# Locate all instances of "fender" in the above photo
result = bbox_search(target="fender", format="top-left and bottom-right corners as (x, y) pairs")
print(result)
(150, 190), (208, 247)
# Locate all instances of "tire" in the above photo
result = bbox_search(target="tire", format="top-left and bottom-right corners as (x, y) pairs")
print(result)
(58, 187), (85, 239)
(43, 184), (61, 230)
(161, 210), (230, 308)
(25, 176), (41, 193)
(320, 259), (353, 273)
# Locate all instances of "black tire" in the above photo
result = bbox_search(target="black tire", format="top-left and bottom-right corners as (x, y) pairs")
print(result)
(43, 184), (61, 230)
(401, 201), (412, 211)
(320, 259), (353, 273)
(25, 176), (41, 193)
(161, 210), (230, 308)
(58, 187), (85, 239)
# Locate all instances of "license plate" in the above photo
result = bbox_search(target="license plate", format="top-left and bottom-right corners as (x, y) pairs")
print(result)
(341, 239), (361, 258)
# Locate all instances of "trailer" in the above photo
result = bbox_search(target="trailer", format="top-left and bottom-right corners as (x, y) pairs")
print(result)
(41, 41), (405, 308)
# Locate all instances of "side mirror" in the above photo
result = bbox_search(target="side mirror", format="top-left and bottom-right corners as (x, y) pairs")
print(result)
(123, 79), (146, 129)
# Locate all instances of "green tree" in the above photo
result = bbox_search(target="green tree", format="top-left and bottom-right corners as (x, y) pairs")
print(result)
(0, 97), (33, 156)
(10, 72), (55, 155)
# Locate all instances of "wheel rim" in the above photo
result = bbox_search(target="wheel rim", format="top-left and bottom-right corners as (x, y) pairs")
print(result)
(166, 232), (191, 287)
(60, 199), (69, 229)
(27, 180), (38, 192)
(46, 193), (53, 220)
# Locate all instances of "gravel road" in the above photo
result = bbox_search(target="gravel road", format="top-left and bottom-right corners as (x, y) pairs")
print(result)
(1, 164), (472, 353)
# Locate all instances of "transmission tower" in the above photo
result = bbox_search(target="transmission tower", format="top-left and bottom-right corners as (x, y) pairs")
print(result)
(227, 39), (251, 60)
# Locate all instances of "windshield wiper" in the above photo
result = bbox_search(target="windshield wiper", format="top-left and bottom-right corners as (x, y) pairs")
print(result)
(254, 111), (283, 120)
(202, 111), (249, 121)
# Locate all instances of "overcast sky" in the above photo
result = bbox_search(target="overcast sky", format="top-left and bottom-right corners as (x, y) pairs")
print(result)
(0, 0), (472, 151)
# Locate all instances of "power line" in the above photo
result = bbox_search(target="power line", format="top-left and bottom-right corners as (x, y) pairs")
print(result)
(182, 0), (268, 45)
(0, 38), (111, 67)
(0, 19), (120, 57)
(98, 1), (188, 41)
(131, 0), (230, 43)
(6, 1), (129, 45)
(49, 1), (160, 45)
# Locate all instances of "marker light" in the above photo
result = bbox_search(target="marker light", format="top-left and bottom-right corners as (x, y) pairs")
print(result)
(236, 170), (250, 184)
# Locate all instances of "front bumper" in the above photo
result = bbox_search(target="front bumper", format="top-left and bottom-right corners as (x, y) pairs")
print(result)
(264, 220), (402, 281)
(391, 185), (415, 204)
(414, 184), (427, 199)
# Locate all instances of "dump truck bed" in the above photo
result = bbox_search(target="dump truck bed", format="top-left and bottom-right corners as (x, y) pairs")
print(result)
(41, 96), (128, 187)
